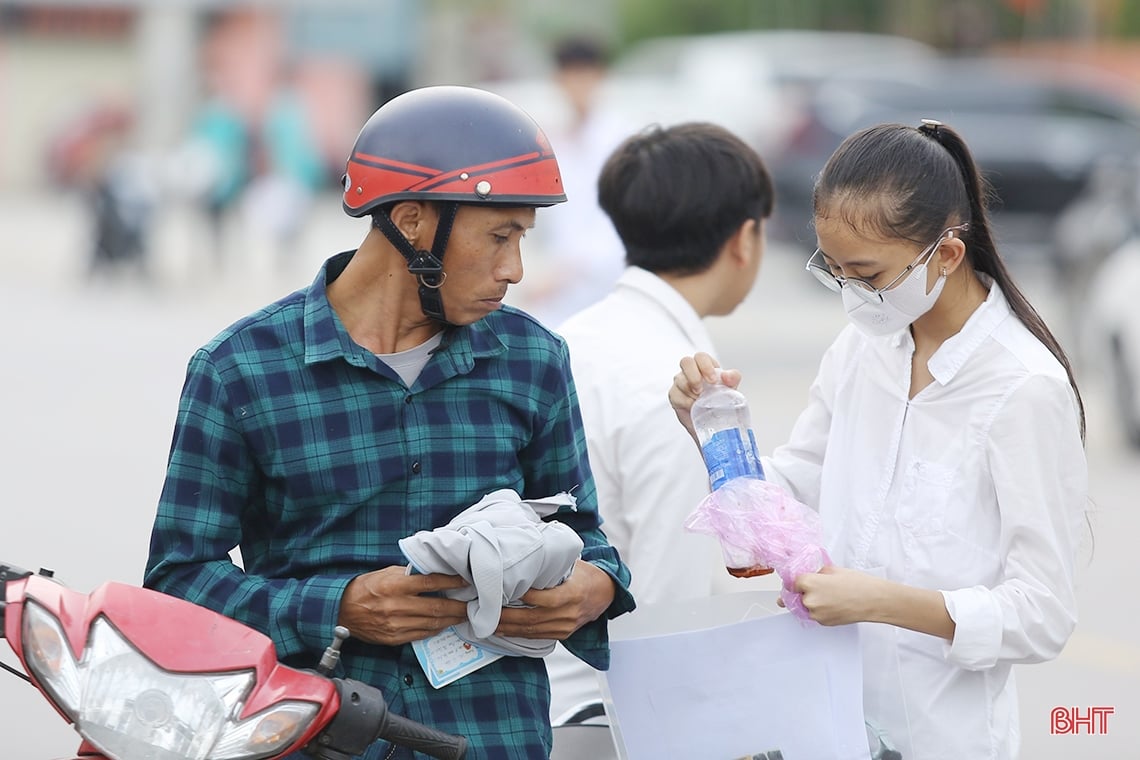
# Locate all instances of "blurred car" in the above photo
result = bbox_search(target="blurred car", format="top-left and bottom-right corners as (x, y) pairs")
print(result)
(1068, 156), (1140, 450)
(768, 56), (1140, 257)
(611, 29), (939, 154)
(479, 31), (940, 229)
(472, 74), (722, 146)
(1085, 235), (1140, 450)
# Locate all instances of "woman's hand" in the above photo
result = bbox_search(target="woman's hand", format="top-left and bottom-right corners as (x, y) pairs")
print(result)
(668, 352), (743, 441)
(790, 565), (956, 640)
(791, 565), (885, 626)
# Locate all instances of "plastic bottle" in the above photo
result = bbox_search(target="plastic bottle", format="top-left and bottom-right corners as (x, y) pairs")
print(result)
(690, 370), (772, 578)
(690, 370), (765, 491)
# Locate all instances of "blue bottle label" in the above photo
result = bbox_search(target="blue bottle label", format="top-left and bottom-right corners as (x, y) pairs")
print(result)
(701, 428), (764, 490)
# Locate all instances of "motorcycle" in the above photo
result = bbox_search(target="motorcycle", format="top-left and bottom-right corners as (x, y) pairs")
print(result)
(2, 560), (899, 760)
(1, 561), (467, 760)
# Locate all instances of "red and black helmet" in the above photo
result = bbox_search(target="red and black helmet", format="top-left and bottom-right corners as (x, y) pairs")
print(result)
(341, 85), (565, 324)
(342, 85), (566, 217)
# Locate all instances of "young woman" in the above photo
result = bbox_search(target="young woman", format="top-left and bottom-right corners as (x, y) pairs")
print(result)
(669, 120), (1088, 760)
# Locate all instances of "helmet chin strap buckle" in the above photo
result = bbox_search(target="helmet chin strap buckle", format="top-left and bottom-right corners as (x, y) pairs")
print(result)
(407, 250), (446, 287)
(410, 253), (447, 320)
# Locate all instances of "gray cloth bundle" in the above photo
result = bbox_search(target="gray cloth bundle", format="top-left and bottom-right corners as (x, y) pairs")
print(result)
(398, 489), (584, 657)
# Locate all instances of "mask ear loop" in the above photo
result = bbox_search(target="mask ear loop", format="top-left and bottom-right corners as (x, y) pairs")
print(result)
(940, 227), (964, 278)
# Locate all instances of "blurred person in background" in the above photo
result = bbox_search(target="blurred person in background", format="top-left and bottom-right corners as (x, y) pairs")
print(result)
(175, 90), (249, 260)
(546, 122), (775, 720)
(46, 100), (156, 282)
(238, 65), (328, 257)
(170, 9), (326, 270)
(523, 35), (630, 327)
(174, 70), (326, 268)
(670, 120), (1087, 760)
(144, 85), (634, 760)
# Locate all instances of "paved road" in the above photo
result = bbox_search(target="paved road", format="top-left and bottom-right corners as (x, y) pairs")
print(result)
(2, 193), (1136, 758)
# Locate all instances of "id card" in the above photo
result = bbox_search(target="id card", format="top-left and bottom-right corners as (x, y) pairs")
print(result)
(412, 626), (504, 689)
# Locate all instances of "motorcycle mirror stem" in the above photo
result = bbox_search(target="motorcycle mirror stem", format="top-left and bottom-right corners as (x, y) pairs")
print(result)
(316, 625), (350, 677)
(0, 563), (36, 633)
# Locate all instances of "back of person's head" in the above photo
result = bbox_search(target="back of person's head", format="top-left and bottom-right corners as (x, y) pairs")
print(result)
(598, 122), (773, 275)
(553, 35), (608, 71)
(813, 121), (1085, 439)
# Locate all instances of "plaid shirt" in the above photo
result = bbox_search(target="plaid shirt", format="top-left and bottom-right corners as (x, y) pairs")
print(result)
(145, 252), (634, 759)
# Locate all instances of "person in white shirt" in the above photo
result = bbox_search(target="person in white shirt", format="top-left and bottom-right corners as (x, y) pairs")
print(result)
(522, 36), (631, 326)
(669, 120), (1088, 760)
(547, 122), (774, 720)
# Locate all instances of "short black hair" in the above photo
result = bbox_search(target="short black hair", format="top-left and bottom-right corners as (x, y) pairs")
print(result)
(598, 122), (773, 275)
(553, 36), (608, 69)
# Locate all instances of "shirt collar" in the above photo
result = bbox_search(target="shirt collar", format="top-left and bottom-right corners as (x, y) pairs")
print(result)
(616, 266), (715, 352)
(926, 280), (1011, 385)
(303, 251), (360, 366)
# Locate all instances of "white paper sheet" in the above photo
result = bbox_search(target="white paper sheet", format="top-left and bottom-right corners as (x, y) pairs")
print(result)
(601, 591), (869, 760)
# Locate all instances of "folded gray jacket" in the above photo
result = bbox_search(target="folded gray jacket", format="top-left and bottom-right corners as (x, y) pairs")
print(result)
(398, 489), (584, 657)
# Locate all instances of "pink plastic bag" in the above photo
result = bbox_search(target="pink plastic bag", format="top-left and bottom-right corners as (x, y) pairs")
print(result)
(684, 478), (830, 623)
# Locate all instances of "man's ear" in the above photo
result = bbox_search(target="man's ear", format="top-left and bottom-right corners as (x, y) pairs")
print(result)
(388, 201), (428, 246)
(726, 218), (761, 268)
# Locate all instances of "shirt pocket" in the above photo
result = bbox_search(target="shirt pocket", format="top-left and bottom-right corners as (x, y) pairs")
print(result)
(895, 460), (1000, 588)
(895, 459), (956, 537)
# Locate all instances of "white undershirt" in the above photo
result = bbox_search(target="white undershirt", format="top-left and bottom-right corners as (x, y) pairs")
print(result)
(376, 332), (444, 386)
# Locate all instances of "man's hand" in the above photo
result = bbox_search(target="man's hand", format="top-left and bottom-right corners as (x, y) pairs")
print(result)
(338, 566), (470, 646)
(495, 560), (616, 640)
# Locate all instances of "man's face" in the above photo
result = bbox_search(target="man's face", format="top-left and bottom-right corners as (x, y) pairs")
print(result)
(435, 205), (537, 326)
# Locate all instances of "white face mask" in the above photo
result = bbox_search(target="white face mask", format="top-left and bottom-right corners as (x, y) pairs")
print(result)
(843, 261), (947, 336)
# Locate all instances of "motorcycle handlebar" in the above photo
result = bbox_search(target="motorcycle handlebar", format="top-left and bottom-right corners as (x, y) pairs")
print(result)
(377, 710), (469, 760)
(308, 678), (467, 760)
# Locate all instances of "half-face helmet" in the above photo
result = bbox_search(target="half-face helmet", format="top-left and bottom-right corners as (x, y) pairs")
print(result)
(341, 85), (565, 323)
(343, 85), (566, 215)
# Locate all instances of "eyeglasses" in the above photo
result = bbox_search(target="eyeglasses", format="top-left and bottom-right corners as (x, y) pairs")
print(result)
(805, 223), (970, 304)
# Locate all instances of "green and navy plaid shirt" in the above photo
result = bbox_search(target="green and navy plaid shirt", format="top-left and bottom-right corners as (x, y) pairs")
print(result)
(144, 251), (634, 760)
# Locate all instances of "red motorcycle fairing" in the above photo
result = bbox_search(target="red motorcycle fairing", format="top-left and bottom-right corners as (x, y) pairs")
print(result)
(53, 737), (107, 758)
(7, 574), (341, 756)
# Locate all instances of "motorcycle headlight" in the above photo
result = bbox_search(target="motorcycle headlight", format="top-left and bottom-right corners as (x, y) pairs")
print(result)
(22, 601), (320, 760)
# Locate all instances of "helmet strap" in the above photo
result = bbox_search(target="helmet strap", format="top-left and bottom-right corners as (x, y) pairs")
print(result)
(373, 202), (460, 324)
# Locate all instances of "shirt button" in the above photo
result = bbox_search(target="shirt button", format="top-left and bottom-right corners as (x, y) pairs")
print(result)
(404, 395), (413, 404)
(404, 674), (414, 686)
(411, 461), (421, 474)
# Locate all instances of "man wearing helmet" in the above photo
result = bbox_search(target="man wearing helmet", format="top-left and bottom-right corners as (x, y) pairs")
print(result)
(144, 86), (635, 759)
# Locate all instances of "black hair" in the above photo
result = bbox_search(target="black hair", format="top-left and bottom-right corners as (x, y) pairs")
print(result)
(598, 122), (774, 276)
(812, 122), (1086, 441)
(553, 36), (608, 69)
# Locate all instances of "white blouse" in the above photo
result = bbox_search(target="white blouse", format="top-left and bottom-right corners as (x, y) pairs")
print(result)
(763, 283), (1087, 760)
